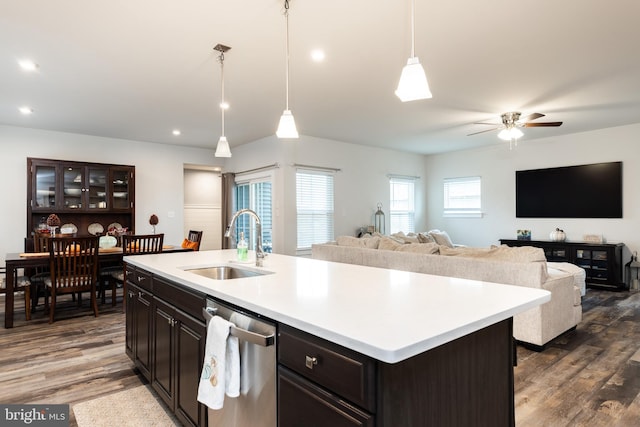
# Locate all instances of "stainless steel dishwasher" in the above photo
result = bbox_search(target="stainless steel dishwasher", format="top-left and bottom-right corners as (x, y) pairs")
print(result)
(203, 298), (277, 427)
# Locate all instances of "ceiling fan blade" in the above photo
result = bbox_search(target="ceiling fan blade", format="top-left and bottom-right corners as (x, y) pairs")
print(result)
(523, 121), (563, 127)
(472, 122), (501, 125)
(519, 112), (545, 122)
(467, 127), (499, 136)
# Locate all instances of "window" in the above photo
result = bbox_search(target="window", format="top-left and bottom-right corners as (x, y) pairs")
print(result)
(296, 170), (334, 251)
(235, 176), (273, 253)
(389, 178), (415, 234)
(443, 176), (482, 217)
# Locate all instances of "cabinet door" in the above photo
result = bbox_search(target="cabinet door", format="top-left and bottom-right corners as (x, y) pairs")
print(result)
(32, 162), (57, 211)
(62, 164), (85, 210)
(153, 297), (175, 410)
(278, 367), (374, 427)
(174, 309), (207, 427)
(111, 167), (134, 211)
(135, 287), (153, 381)
(125, 284), (137, 358)
(87, 166), (108, 210)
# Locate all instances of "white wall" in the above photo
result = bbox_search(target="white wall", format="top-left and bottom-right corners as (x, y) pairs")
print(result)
(424, 123), (640, 263)
(0, 125), (224, 264)
(225, 135), (428, 255)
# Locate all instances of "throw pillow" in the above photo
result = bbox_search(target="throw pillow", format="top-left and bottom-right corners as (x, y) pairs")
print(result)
(378, 237), (403, 251)
(181, 238), (199, 250)
(428, 230), (454, 248)
(417, 232), (435, 243)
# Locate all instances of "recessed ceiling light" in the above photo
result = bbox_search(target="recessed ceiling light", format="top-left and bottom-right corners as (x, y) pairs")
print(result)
(220, 102), (229, 110)
(310, 49), (325, 62)
(172, 129), (181, 136)
(19, 106), (34, 115)
(18, 60), (39, 72)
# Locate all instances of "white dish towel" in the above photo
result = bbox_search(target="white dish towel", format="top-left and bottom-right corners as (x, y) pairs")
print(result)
(197, 315), (240, 409)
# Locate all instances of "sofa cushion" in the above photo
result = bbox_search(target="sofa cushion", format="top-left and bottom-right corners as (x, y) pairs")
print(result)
(395, 242), (440, 254)
(336, 235), (381, 249)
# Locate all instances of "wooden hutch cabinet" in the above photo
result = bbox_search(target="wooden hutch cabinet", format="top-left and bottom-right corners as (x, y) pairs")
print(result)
(27, 158), (135, 237)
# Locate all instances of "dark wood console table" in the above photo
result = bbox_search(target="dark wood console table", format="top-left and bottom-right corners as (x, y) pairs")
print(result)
(500, 239), (625, 291)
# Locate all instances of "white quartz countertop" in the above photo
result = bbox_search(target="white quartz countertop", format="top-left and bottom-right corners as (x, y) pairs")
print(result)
(125, 250), (550, 364)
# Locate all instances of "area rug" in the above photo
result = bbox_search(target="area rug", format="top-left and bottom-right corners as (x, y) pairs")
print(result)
(73, 385), (180, 427)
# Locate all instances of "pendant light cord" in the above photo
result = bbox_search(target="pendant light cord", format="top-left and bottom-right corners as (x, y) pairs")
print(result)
(219, 51), (225, 137)
(410, 0), (416, 58)
(284, 0), (290, 111)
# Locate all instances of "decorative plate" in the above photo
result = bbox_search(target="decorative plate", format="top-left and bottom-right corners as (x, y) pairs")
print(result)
(107, 222), (123, 231)
(88, 223), (104, 235)
(60, 223), (78, 234)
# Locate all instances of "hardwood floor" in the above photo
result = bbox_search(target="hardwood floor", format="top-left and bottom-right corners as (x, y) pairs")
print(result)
(0, 293), (144, 427)
(1, 288), (639, 426)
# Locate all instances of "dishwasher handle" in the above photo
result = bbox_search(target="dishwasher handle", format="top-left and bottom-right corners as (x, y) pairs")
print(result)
(203, 307), (275, 347)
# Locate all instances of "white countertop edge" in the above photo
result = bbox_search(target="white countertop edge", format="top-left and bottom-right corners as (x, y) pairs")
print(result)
(126, 255), (551, 364)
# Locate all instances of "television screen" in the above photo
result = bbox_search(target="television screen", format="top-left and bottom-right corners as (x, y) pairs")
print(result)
(516, 162), (622, 218)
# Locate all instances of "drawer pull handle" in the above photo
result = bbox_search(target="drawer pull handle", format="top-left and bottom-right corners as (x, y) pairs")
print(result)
(137, 276), (146, 282)
(305, 355), (318, 370)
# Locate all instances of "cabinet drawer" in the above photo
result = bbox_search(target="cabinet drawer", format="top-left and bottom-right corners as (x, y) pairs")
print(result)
(279, 366), (373, 427)
(125, 265), (152, 291)
(153, 276), (206, 320)
(278, 325), (376, 412)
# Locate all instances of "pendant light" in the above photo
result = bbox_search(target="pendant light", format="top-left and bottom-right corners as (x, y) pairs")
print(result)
(395, 0), (432, 102)
(214, 44), (232, 157)
(276, 0), (299, 138)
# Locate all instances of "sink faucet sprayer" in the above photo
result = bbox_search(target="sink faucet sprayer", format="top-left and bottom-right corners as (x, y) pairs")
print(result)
(224, 209), (265, 267)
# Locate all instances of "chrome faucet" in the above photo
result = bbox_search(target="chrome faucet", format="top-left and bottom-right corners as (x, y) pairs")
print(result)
(224, 209), (265, 267)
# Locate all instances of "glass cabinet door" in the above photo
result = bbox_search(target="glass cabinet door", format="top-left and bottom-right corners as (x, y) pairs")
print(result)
(111, 168), (132, 209)
(88, 167), (108, 209)
(63, 166), (84, 209)
(34, 164), (57, 208)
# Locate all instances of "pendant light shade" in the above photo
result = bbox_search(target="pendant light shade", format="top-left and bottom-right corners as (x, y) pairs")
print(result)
(214, 44), (232, 157)
(396, 0), (432, 102)
(215, 136), (232, 157)
(277, 110), (298, 138)
(276, 0), (299, 139)
(395, 57), (432, 101)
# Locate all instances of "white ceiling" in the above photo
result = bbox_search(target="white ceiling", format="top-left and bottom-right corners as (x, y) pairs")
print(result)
(2, 0), (640, 155)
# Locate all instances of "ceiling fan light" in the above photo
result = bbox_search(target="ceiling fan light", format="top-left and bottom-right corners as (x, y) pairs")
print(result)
(215, 136), (232, 157)
(395, 57), (432, 102)
(276, 109), (299, 138)
(498, 127), (523, 141)
(511, 127), (524, 139)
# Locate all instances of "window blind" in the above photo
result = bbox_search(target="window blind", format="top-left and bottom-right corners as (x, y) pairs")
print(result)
(296, 170), (334, 250)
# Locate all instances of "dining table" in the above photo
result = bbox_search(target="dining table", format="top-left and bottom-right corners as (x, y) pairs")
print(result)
(4, 244), (189, 328)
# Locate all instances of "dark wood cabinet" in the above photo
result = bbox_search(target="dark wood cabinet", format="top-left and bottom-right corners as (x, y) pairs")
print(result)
(124, 265), (207, 427)
(278, 320), (515, 427)
(27, 157), (135, 236)
(125, 282), (152, 381)
(500, 239), (625, 290)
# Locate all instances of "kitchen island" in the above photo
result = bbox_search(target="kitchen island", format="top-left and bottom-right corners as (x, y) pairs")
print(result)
(125, 250), (550, 427)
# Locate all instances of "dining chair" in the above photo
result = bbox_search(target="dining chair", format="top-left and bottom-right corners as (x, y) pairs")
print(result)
(1, 267), (31, 321)
(183, 230), (203, 251)
(29, 232), (51, 312)
(44, 236), (100, 324)
(102, 233), (164, 306)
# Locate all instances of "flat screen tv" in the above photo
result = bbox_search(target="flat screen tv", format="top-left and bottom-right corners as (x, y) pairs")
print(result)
(516, 162), (622, 218)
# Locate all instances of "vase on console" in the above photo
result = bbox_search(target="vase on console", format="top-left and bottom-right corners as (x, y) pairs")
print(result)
(549, 228), (566, 242)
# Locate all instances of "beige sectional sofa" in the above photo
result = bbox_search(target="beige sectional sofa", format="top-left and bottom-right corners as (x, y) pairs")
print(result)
(312, 233), (585, 349)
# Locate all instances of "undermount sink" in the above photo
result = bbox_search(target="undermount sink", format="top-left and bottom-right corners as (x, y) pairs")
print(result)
(185, 265), (273, 280)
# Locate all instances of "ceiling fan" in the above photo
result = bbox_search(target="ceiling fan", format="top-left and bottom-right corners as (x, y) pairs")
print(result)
(467, 112), (563, 143)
